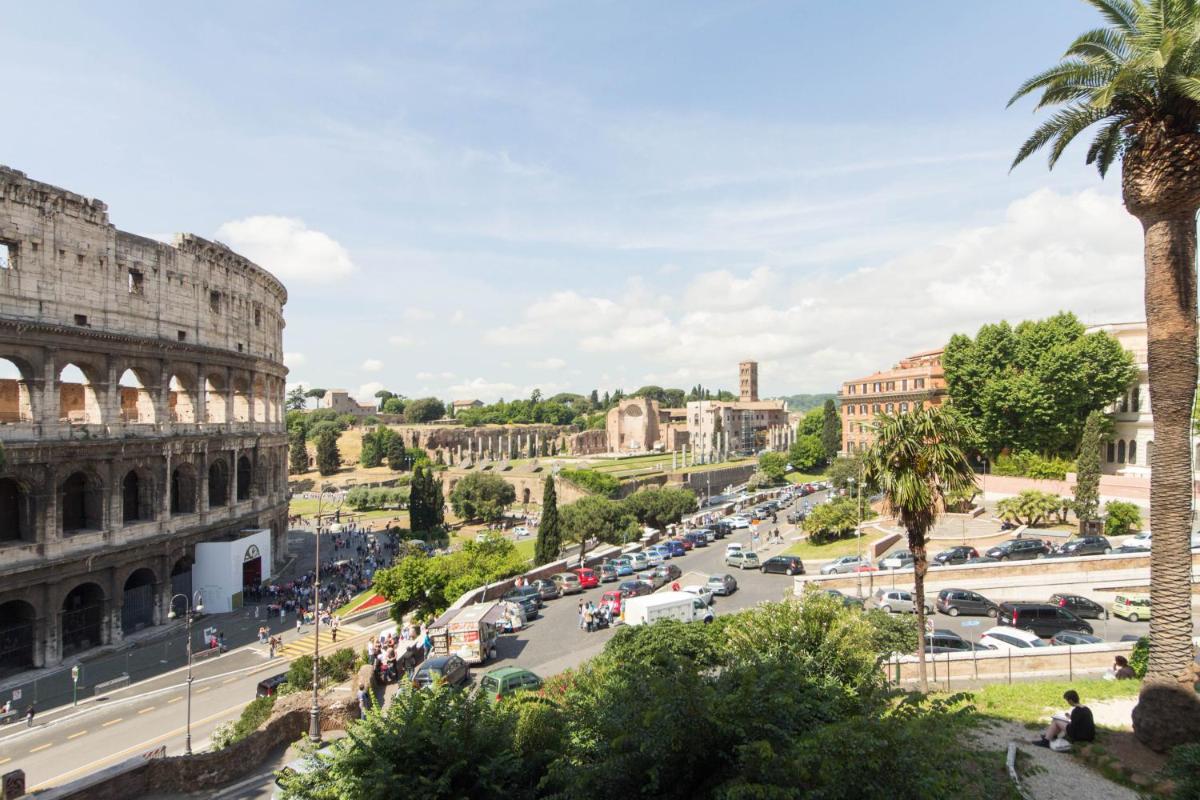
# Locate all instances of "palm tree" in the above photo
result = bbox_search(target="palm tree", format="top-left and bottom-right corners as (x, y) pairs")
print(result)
(1009, 0), (1199, 696)
(862, 406), (975, 693)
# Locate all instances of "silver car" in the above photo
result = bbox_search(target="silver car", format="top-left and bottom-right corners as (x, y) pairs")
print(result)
(820, 555), (869, 575)
(869, 588), (933, 615)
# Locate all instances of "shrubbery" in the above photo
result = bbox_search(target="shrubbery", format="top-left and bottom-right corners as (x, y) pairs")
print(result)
(284, 647), (359, 692)
(993, 450), (1074, 480)
(802, 497), (873, 544)
(345, 485), (408, 511)
(558, 469), (621, 498)
(211, 694), (275, 750)
(995, 490), (1071, 527)
(1104, 500), (1142, 535)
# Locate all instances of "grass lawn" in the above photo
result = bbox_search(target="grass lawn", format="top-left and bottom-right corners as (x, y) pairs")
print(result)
(334, 588), (377, 616)
(783, 534), (879, 559)
(785, 471), (827, 484)
(514, 538), (536, 561)
(288, 498), (407, 526)
(951, 678), (1141, 728)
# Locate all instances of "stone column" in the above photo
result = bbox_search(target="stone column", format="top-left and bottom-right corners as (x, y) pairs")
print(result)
(672, 450), (677, 470)
(42, 353), (60, 424)
(102, 358), (120, 427)
(194, 364), (208, 424)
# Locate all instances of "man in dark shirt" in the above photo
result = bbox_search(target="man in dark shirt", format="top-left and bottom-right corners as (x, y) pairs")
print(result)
(1034, 690), (1095, 747)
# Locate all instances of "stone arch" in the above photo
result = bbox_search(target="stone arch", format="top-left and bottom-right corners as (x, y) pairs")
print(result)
(170, 555), (193, 614)
(58, 362), (103, 424)
(117, 368), (156, 424)
(204, 373), (227, 424)
(0, 356), (35, 423)
(171, 463), (198, 515)
(1128, 439), (1138, 466)
(167, 373), (197, 423)
(252, 376), (267, 423)
(237, 454), (252, 501)
(121, 468), (155, 523)
(61, 469), (104, 533)
(61, 581), (106, 657)
(208, 457), (230, 507)
(1117, 439), (1126, 464)
(0, 476), (35, 543)
(232, 375), (250, 422)
(121, 567), (157, 635)
(523, 487), (531, 505)
(0, 599), (36, 676)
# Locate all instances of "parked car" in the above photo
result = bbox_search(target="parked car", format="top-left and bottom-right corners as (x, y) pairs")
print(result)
(600, 589), (624, 615)
(1125, 530), (1152, 550)
(618, 580), (654, 598)
(654, 562), (682, 583)
(786, 511), (806, 525)
(707, 573), (738, 596)
(711, 522), (731, 538)
(964, 555), (999, 564)
(821, 555), (870, 575)
(1058, 535), (1113, 556)
(648, 544), (672, 560)
(726, 550), (761, 570)
(663, 540), (687, 558)
(821, 588), (864, 608)
(724, 541), (743, 558)
(628, 553), (651, 571)
(480, 666), (541, 702)
(682, 584), (715, 605)
(727, 516), (751, 529)
(936, 588), (998, 617)
(643, 550), (664, 567)
(637, 570), (667, 590)
(530, 578), (561, 601)
(551, 572), (583, 595)
(572, 567), (599, 589)
(598, 564), (618, 583)
(932, 546), (979, 566)
(978, 626), (1049, 651)
(925, 633), (978, 652)
(1049, 593), (1107, 620)
(1111, 594), (1152, 622)
(501, 586), (543, 618)
(985, 538), (1050, 561)
(412, 654), (470, 688)
(684, 532), (709, 548)
(996, 602), (1093, 638)
(674, 537), (695, 552)
(512, 526), (531, 538)
(869, 588), (932, 615)
(1050, 631), (1105, 646)
(761, 555), (805, 576)
(879, 550), (914, 570)
(609, 557), (635, 576)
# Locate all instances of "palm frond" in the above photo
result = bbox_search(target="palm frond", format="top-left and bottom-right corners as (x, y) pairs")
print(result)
(1011, 105), (1107, 170)
(1169, 73), (1200, 102)
(1008, 60), (1102, 106)
(1065, 26), (1132, 65)
(1085, 116), (1127, 176)
(1083, 0), (1141, 32)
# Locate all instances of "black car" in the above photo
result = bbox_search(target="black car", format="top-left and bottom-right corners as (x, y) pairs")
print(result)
(1049, 593), (1108, 620)
(1057, 536), (1113, 557)
(997, 602), (1093, 638)
(711, 522), (732, 539)
(761, 555), (805, 576)
(936, 588), (998, 617)
(618, 580), (654, 598)
(654, 563), (682, 582)
(501, 588), (542, 620)
(985, 538), (1050, 561)
(412, 655), (470, 688)
(925, 633), (979, 653)
(504, 585), (545, 607)
(933, 546), (979, 566)
(1050, 630), (1105, 646)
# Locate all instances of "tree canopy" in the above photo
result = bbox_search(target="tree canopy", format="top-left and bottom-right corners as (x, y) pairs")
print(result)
(757, 451), (789, 484)
(403, 397), (447, 423)
(559, 495), (639, 563)
(449, 472), (517, 523)
(942, 312), (1135, 457)
(621, 487), (696, 530)
(534, 476), (561, 565)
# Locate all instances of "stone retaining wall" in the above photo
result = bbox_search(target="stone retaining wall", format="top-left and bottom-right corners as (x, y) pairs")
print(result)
(888, 642), (1134, 686)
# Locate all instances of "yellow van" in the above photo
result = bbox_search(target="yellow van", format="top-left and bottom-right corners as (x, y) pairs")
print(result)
(1111, 594), (1152, 622)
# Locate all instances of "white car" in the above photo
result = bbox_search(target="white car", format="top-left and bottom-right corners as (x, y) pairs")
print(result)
(682, 585), (715, 605)
(644, 550), (664, 567)
(1125, 531), (1152, 550)
(978, 626), (1048, 651)
(725, 542), (744, 558)
(727, 516), (751, 529)
(512, 526), (531, 538)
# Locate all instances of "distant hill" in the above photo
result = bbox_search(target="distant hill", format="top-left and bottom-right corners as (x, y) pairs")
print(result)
(773, 393), (836, 413)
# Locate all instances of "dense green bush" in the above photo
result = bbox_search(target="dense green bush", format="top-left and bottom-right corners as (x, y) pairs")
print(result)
(1166, 742), (1200, 799)
(1104, 500), (1142, 536)
(1129, 636), (1149, 679)
(558, 469), (621, 498)
(802, 497), (872, 544)
(995, 489), (1071, 527)
(211, 694), (275, 750)
(345, 485), (408, 511)
(993, 451), (1074, 480)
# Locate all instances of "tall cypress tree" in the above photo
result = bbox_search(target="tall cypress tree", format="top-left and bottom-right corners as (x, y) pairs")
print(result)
(1074, 410), (1104, 523)
(820, 398), (841, 461)
(534, 476), (561, 565)
(315, 429), (340, 476)
(360, 429), (383, 468)
(386, 432), (407, 471)
(430, 472), (445, 529)
(288, 425), (309, 474)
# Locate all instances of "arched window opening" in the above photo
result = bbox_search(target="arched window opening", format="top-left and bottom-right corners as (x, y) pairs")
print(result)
(122, 470), (153, 523)
(61, 471), (102, 533)
(1128, 440), (1138, 466)
(1131, 389), (1141, 413)
(252, 378), (267, 423)
(168, 375), (196, 423)
(0, 478), (33, 543)
(237, 455), (252, 501)
(1119, 393), (1129, 413)
(0, 358), (33, 423)
(0, 600), (36, 676)
(61, 582), (105, 656)
(232, 378), (250, 423)
(171, 466), (196, 515)
(208, 459), (230, 507)
(121, 568), (157, 635)
(58, 363), (101, 424)
(204, 375), (226, 424)
(1107, 442), (1116, 463)
(117, 369), (156, 424)
(1117, 440), (1126, 464)
(170, 557), (193, 615)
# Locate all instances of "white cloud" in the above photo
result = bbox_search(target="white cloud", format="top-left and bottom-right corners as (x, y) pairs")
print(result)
(388, 335), (414, 348)
(404, 307), (435, 321)
(361, 358), (384, 373)
(447, 377), (519, 402)
(215, 215), (355, 284)
(284, 352), (307, 367)
(529, 356), (566, 370)
(356, 381), (385, 401)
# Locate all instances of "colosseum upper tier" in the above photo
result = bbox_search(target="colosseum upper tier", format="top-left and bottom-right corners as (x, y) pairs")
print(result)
(0, 166), (289, 675)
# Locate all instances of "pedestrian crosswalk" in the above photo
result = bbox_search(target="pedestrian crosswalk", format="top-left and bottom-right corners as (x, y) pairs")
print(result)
(276, 629), (344, 659)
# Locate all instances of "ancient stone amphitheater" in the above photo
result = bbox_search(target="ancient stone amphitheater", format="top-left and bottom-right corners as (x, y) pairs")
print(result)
(0, 166), (288, 674)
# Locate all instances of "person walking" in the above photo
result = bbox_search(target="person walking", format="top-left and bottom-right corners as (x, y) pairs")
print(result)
(25, 704), (34, 727)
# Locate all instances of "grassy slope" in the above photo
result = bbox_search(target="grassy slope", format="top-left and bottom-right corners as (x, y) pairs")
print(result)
(955, 678), (1141, 728)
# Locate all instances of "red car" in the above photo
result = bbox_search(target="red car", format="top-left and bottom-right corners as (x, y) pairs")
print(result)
(852, 563), (879, 573)
(673, 537), (694, 551)
(600, 590), (623, 615)
(572, 567), (599, 589)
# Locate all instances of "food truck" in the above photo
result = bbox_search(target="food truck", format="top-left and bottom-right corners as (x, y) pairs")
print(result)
(427, 601), (504, 664)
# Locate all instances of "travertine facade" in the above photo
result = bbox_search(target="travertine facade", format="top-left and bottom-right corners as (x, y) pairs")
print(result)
(0, 166), (289, 675)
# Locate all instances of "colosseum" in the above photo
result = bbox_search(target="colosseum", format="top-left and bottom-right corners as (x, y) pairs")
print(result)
(0, 166), (289, 676)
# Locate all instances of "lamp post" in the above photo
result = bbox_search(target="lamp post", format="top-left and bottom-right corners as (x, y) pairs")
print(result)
(310, 481), (338, 744)
(848, 476), (865, 598)
(168, 590), (204, 755)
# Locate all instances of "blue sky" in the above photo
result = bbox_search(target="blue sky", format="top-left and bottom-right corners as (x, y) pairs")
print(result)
(2, 2), (1149, 401)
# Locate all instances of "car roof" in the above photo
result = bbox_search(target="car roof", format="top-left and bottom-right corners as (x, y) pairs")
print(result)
(484, 666), (533, 679)
(420, 655), (454, 668)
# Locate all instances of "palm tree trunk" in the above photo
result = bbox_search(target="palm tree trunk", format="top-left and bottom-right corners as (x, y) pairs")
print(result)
(1142, 212), (1199, 681)
(910, 527), (929, 693)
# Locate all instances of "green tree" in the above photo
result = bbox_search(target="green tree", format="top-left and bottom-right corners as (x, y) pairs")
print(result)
(286, 386), (307, 411)
(826, 455), (864, 491)
(942, 313), (1135, 457)
(404, 397), (445, 423)
(409, 465), (431, 532)
(862, 406), (976, 692)
(430, 473), (445, 529)
(287, 425), (309, 474)
(559, 496), (639, 564)
(314, 428), (340, 476)
(801, 497), (864, 544)
(360, 429), (384, 469)
(534, 476), (561, 565)
(385, 430), (407, 471)
(757, 451), (788, 484)
(788, 434), (825, 473)
(1074, 411), (1106, 523)
(621, 487), (697, 530)
(821, 398), (841, 461)
(381, 396), (406, 415)
(995, 490), (1065, 528)
(303, 387), (325, 408)
(1105, 500), (1143, 536)
(449, 472), (516, 523)
(797, 407), (823, 437)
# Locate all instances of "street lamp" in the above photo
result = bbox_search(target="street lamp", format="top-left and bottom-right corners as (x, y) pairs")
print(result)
(848, 476), (865, 597)
(167, 590), (204, 756)
(310, 481), (339, 744)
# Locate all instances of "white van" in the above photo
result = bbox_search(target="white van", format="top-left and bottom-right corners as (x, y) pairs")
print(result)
(623, 591), (714, 626)
(725, 542), (744, 558)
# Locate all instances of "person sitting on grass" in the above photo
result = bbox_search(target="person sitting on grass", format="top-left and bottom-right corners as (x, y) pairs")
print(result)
(1034, 689), (1095, 748)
